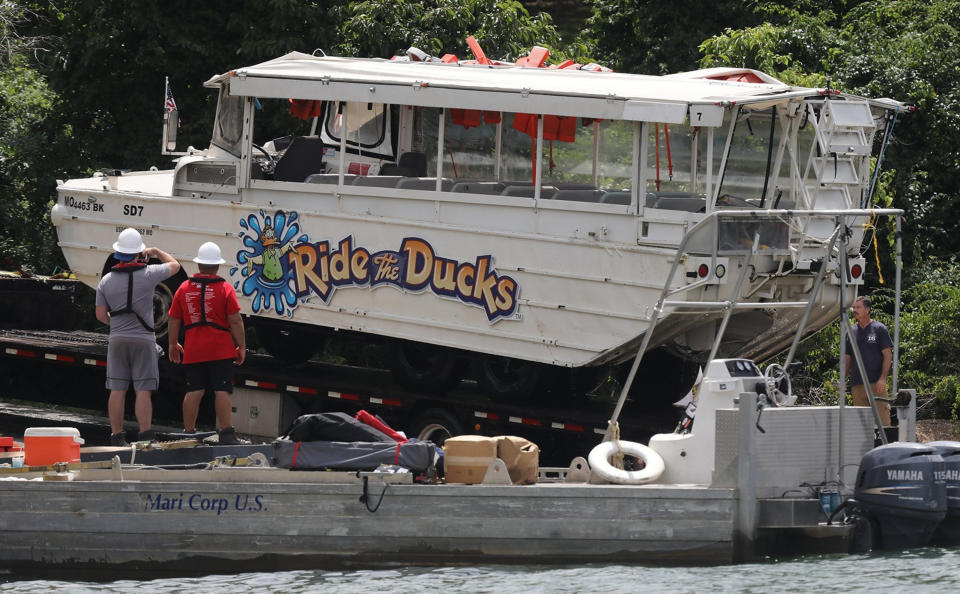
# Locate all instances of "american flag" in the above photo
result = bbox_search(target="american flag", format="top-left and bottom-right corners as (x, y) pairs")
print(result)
(164, 77), (180, 126)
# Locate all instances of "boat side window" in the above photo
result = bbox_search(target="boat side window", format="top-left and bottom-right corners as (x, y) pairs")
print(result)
(538, 118), (633, 203)
(645, 122), (703, 211)
(211, 87), (244, 157)
(442, 108), (498, 181)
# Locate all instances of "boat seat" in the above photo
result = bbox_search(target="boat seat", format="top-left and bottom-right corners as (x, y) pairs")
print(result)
(400, 151), (427, 176)
(600, 191), (632, 205)
(273, 136), (326, 182)
(305, 173), (357, 185)
(501, 185), (558, 199)
(396, 177), (455, 191)
(352, 175), (404, 188)
(716, 193), (756, 209)
(651, 192), (706, 212)
(554, 182), (598, 191)
(450, 181), (506, 194)
(269, 135), (295, 152)
(379, 164), (417, 177)
(380, 152), (428, 177)
(554, 189), (604, 202)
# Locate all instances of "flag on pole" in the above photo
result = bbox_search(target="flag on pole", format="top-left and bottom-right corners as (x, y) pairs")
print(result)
(164, 77), (180, 127)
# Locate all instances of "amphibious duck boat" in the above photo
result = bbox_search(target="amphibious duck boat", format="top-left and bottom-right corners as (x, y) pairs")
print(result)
(52, 44), (908, 399)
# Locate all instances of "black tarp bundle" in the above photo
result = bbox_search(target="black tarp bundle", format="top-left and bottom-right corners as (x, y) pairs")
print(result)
(274, 413), (436, 472)
(273, 439), (437, 472)
(282, 412), (393, 442)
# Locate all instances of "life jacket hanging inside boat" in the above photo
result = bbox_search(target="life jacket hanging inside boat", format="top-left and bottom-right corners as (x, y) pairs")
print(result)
(106, 262), (155, 332)
(183, 276), (230, 333)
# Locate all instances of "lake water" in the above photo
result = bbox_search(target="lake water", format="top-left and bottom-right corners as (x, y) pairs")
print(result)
(2, 547), (958, 593)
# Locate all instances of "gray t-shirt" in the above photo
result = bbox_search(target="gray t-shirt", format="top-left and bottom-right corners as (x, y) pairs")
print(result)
(96, 264), (171, 339)
(845, 319), (893, 386)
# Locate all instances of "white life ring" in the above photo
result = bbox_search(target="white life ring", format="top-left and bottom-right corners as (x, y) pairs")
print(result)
(588, 440), (665, 485)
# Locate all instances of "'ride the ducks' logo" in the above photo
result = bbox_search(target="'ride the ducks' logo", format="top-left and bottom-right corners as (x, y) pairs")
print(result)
(232, 209), (520, 322)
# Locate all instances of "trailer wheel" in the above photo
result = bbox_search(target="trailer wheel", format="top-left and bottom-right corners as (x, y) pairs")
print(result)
(389, 342), (465, 392)
(152, 274), (183, 344)
(411, 408), (463, 446)
(478, 356), (544, 402)
(256, 324), (320, 364)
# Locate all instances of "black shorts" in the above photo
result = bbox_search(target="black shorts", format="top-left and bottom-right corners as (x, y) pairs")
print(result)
(182, 358), (235, 393)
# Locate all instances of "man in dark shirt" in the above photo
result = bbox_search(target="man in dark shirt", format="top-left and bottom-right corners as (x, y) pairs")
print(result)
(844, 295), (893, 425)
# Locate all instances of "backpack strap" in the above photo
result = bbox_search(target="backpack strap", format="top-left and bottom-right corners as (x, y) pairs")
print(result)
(182, 276), (231, 333)
(105, 263), (154, 332)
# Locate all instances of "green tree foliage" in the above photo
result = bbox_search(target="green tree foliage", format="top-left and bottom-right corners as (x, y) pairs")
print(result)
(832, 0), (960, 264)
(0, 4), (70, 272)
(30, 1), (339, 172)
(579, 0), (758, 73)
(788, 257), (960, 417)
(698, 0), (960, 266)
(333, 0), (560, 61)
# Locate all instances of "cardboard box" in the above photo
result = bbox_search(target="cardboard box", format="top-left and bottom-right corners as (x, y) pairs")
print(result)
(497, 436), (540, 485)
(444, 435), (498, 484)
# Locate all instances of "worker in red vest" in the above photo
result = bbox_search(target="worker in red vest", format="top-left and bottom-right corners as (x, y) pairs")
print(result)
(167, 242), (247, 445)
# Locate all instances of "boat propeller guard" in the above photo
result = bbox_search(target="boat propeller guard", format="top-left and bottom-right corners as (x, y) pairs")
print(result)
(588, 440), (665, 485)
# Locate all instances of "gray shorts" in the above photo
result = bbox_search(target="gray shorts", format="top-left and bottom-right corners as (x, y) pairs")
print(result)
(106, 336), (159, 392)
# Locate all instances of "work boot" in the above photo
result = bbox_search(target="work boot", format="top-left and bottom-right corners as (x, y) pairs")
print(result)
(218, 427), (249, 446)
(110, 432), (129, 447)
(137, 429), (156, 442)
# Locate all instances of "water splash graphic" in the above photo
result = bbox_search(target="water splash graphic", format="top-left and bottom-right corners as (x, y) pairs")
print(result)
(232, 209), (306, 316)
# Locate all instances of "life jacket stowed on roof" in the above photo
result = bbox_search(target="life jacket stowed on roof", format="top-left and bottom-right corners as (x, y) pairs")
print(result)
(104, 262), (155, 333)
(182, 276), (231, 333)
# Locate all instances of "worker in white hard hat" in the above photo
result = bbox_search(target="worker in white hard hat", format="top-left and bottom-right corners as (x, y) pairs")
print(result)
(167, 241), (248, 445)
(95, 227), (181, 446)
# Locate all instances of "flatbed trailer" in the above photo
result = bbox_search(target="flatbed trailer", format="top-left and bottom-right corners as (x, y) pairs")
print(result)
(0, 328), (675, 465)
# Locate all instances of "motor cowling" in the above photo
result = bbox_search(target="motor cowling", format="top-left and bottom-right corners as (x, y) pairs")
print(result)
(852, 442), (947, 549)
(927, 441), (960, 546)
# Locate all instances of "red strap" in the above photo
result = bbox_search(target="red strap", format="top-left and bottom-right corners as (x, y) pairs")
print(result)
(395, 442), (401, 465)
(292, 441), (301, 468)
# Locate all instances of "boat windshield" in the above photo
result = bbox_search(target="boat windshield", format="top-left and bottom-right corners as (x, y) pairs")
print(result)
(212, 86), (244, 157)
(324, 101), (389, 151)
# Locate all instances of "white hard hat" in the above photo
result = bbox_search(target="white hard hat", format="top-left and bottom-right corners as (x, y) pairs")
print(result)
(193, 241), (226, 265)
(113, 227), (146, 254)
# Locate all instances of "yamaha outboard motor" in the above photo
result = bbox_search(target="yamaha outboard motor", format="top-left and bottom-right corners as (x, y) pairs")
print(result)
(928, 441), (960, 546)
(850, 442), (946, 550)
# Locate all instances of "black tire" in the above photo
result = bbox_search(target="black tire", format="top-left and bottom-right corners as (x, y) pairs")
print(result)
(559, 366), (606, 404)
(478, 356), (546, 402)
(410, 408), (464, 446)
(152, 274), (183, 345)
(389, 342), (466, 392)
(256, 324), (321, 364)
(625, 347), (702, 411)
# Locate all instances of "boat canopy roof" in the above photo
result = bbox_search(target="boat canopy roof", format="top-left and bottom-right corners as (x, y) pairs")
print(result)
(205, 51), (905, 125)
